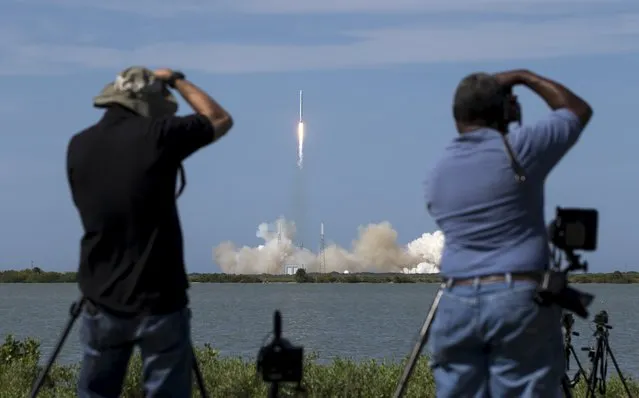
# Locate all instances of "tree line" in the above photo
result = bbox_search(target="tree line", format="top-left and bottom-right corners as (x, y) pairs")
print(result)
(1, 268), (638, 284)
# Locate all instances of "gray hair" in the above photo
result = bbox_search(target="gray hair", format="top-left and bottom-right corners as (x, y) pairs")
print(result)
(452, 72), (506, 125)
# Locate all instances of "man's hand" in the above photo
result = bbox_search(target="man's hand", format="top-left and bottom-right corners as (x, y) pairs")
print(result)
(153, 68), (175, 82)
(494, 69), (532, 90)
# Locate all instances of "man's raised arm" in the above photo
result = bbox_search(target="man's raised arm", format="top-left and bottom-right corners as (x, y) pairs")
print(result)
(518, 70), (592, 127)
(171, 77), (234, 141)
(499, 70), (593, 176)
(152, 69), (234, 161)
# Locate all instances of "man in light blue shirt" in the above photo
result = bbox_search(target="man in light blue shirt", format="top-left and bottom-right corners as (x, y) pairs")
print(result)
(426, 70), (592, 397)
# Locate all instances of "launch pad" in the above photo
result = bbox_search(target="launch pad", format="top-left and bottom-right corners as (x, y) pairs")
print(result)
(284, 264), (306, 275)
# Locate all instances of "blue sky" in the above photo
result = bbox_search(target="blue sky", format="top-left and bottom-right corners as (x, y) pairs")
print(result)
(1, 0), (638, 273)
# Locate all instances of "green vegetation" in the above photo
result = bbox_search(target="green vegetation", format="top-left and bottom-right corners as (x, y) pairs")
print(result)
(1, 335), (636, 397)
(1, 268), (638, 284)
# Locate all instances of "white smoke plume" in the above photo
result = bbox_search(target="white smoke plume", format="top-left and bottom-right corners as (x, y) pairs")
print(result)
(213, 218), (444, 274)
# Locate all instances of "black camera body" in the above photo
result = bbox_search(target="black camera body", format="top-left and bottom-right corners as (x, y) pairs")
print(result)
(548, 207), (598, 252)
(256, 311), (304, 387)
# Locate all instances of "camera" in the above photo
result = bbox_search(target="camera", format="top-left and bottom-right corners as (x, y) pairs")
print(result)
(548, 207), (598, 252)
(535, 207), (599, 319)
(593, 310), (610, 327)
(256, 310), (304, 396)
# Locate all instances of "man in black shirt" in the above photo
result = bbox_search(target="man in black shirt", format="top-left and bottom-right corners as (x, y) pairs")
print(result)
(66, 66), (233, 397)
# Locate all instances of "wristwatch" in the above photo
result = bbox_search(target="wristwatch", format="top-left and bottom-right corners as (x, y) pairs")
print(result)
(167, 70), (186, 89)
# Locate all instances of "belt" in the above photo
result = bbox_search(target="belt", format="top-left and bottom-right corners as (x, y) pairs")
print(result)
(446, 271), (543, 287)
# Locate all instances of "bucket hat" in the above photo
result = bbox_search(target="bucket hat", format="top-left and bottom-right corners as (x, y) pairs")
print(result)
(93, 66), (178, 117)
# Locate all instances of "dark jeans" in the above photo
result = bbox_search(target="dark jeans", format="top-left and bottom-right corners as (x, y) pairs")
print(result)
(428, 276), (565, 398)
(77, 304), (192, 398)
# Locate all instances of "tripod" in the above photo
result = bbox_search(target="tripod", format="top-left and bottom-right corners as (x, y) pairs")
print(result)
(582, 316), (633, 398)
(392, 284), (446, 398)
(562, 313), (588, 388)
(29, 298), (209, 398)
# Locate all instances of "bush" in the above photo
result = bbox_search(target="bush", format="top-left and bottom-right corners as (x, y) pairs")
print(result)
(294, 268), (310, 283)
(1, 335), (637, 397)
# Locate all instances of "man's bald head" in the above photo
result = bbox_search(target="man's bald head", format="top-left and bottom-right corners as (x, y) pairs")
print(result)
(453, 72), (508, 132)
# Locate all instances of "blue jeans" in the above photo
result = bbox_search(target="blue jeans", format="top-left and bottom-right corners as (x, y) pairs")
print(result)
(77, 304), (193, 398)
(428, 277), (565, 398)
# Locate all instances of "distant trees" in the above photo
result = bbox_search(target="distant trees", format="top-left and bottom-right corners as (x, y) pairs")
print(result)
(0, 268), (76, 283)
(294, 268), (310, 283)
(0, 268), (637, 284)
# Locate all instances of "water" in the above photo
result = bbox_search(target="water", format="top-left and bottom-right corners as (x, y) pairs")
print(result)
(0, 283), (638, 378)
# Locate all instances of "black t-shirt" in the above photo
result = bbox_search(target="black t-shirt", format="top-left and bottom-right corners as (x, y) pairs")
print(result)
(66, 106), (215, 316)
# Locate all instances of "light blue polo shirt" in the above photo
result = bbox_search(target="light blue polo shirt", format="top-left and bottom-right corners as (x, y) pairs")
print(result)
(426, 109), (584, 278)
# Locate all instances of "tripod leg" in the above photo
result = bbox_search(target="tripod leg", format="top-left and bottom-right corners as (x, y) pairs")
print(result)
(569, 346), (588, 380)
(269, 382), (279, 398)
(561, 375), (573, 398)
(392, 284), (445, 398)
(29, 298), (85, 398)
(564, 338), (571, 371)
(191, 345), (209, 398)
(603, 338), (634, 398)
(585, 340), (603, 398)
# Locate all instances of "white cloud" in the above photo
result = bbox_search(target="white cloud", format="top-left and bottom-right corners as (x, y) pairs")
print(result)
(0, 14), (638, 75)
(225, 0), (627, 15)
(12, 0), (632, 16)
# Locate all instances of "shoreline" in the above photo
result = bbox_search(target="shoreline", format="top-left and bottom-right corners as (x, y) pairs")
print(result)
(1, 269), (638, 284)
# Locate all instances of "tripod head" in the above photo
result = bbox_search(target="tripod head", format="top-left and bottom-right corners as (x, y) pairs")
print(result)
(562, 249), (588, 273)
(543, 252), (594, 319)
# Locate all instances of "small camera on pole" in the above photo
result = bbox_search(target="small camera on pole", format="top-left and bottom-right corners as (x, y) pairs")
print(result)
(256, 310), (305, 398)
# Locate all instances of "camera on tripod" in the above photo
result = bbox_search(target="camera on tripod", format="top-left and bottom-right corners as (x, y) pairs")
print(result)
(593, 310), (610, 328)
(536, 207), (599, 319)
(256, 310), (304, 397)
(578, 310), (634, 397)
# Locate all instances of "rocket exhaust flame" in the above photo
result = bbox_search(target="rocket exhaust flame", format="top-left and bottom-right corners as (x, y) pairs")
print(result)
(297, 122), (304, 169)
(297, 90), (304, 169)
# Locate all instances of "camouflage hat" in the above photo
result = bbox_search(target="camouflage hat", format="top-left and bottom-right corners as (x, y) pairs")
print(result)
(93, 66), (178, 118)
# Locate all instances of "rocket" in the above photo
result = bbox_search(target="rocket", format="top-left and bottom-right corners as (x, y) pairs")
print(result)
(299, 90), (303, 123)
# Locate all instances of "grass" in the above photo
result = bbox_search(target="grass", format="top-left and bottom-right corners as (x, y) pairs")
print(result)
(1, 335), (637, 397)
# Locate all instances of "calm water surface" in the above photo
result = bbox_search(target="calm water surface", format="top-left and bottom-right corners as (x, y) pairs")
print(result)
(1, 283), (638, 378)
